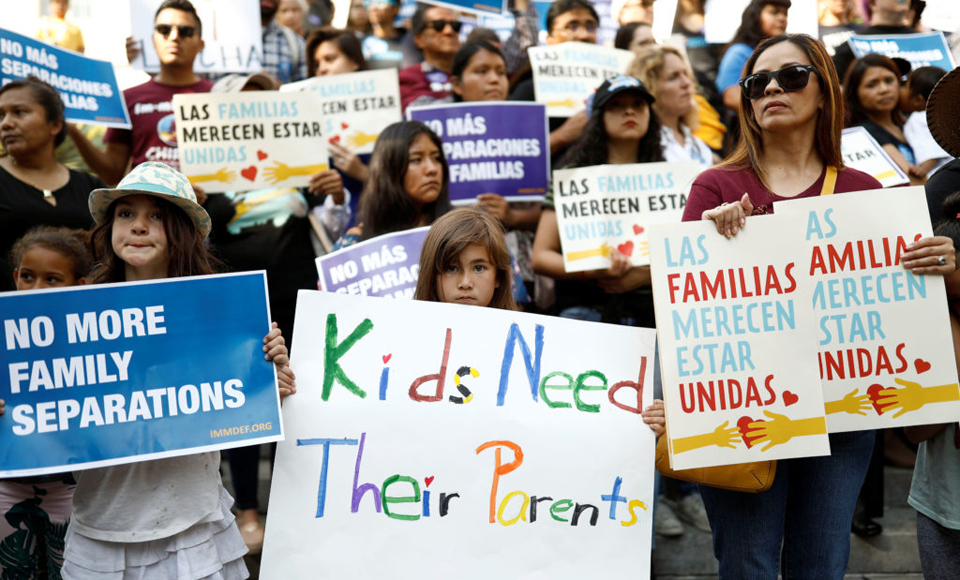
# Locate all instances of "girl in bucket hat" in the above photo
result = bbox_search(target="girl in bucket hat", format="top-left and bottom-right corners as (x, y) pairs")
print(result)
(59, 162), (296, 580)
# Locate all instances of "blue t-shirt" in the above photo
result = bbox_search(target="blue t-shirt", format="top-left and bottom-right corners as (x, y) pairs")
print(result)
(716, 43), (755, 93)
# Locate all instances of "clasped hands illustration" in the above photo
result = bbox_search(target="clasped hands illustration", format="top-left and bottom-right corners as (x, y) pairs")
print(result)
(825, 377), (960, 418)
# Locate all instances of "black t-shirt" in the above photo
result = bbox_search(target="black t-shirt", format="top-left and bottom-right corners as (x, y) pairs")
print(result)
(0, 166), (101, 290)
(925, 158), (960, 227)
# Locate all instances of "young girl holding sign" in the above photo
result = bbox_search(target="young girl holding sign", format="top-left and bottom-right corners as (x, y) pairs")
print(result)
(413, 207), (667, 437)
(0, 226), (91, 579)
(58, 162), (296, 579)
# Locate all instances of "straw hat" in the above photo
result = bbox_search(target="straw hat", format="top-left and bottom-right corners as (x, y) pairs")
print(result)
(88, 162), (211, 238)
(926, 66), (960, 158)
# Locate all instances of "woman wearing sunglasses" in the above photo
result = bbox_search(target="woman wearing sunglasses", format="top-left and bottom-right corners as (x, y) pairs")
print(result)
(681, 34), (955, 579)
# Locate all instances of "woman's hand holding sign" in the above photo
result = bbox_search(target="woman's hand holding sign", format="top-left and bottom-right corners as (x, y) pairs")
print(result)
(702, 193), (754, 238)
(900, 235), (956, 275)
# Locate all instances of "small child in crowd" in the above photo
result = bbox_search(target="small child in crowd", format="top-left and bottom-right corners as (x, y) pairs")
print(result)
(901, 66), (951, 181)
(0, 226), (92, 579)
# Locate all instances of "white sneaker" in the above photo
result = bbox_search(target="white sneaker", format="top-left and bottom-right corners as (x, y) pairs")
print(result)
(674, 494), (711, 533)
(654, 501), (684, 537)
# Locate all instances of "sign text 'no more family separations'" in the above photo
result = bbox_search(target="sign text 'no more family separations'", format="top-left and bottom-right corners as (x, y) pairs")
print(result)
(0, 272), (283, 477)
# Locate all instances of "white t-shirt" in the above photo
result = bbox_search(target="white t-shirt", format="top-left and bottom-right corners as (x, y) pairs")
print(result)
(71, 452), (224, 542)
(904, 111), (952, 177)
(660, 125), (713, 171)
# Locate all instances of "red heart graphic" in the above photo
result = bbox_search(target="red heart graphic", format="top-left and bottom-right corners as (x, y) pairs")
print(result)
(329, 135), (341, 145)
(425, 476), (434, 487)
(240, 166), (257, 181)
(914, 233), (922, 242)
(257, 150), (268, 161)
(633, 224), (644, 235)
(382, 354), (391, 364)
(914, 358), (931, 374)
(737, 416), (765, 448)
(782, 390), (799, 406)
(617, 241), (634, 257)
(866, 384), (895, 415)
(341, 122), (349, 130)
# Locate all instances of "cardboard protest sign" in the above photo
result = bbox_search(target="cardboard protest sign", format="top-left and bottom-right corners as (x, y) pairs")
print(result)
(776, 187), (960, 433)
(553, 161), (700, 272)
(129, 0), (263, 74)
(0, 27), (130, 128)
(261, 292), (657, 579)
(316, 228), (429, 299)
(528, 42), (635, 117)
(0, 273), (282, 477)
(849, 32), (956, 71)
(648, 216), (830, 470)
(281, 69), (402, 156)
(416, 0), (505, 16)
(174, 91), (327, 193)
(841, 127), (909, 188)
(408, 102), (549, 205)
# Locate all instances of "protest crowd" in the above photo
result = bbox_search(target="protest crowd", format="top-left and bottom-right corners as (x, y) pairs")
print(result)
(2, 0), (960, 578)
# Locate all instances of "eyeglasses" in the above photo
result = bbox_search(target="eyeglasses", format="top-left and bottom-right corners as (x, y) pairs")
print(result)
(739, 65), (817, 99)
(424, 20), (462, 33)
(562, 20), (598, 33)
(155, 24), (197, 39)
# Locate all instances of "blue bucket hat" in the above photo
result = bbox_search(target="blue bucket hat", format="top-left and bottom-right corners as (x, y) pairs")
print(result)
(88, 162), (211, 239)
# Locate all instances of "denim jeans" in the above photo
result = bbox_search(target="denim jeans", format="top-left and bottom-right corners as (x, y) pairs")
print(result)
(699, 430), (874, 580)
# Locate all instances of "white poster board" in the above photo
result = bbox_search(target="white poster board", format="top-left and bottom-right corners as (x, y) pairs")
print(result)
(841, 127), (910, 188)
(261, 292), (657, 579)
(649, 216), (831, 470)
(553, 161), (699, 271)
(281, 69), (402, 156)
(703, 0), (817, 45)
(174, 91), (327, 193)
(129, 0), (263, 74)
(528, 42), (635, 117)
(776, 187), (960, 432)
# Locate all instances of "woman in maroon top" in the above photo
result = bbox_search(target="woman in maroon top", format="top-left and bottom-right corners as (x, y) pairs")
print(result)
(681, 33), (955, 580)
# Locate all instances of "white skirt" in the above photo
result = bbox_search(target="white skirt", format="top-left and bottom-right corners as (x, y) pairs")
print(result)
(61, 487), (248, 580)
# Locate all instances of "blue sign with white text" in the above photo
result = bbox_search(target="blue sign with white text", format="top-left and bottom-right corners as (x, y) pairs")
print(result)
(849, 32), (955, 72)
(0, 272), (281, 477)
(0, 27), (131, 128)
(408, 102), (549, 205)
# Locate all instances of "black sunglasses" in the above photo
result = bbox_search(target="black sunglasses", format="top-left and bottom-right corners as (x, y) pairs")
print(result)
(739, 65), (817, 100)
(424, 19), (462, 33)
(155, 24), (197, 39)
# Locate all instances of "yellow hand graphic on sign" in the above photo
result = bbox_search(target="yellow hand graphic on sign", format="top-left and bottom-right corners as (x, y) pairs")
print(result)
(876, 378), (960, 419)
(263, 161), (329, 185)
(748, 411), (827, 452)
(548, 98), (579, 109)
(187, 167), (236, 184)
(567, 243), (612, 262)
(672, 421), (741, 454)
(824, 388), (871, 416)
(347, 131), (379, 149)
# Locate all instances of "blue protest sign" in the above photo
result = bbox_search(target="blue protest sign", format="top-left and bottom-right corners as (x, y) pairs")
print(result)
(316, 227), (429, 298)
(849, 32), (955, 72)
(417, 0), (506, 16)
(0, 27), (131, 128)
(0, 272), (282, 477)
(408, 102), (549, 205)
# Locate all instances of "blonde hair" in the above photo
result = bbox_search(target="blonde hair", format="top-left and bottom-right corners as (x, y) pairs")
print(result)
(628, 45), (700, 132)
(414, 208), (518, 311)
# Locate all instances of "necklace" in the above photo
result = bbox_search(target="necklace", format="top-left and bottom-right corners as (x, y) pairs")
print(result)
(9, 157), (59, 206)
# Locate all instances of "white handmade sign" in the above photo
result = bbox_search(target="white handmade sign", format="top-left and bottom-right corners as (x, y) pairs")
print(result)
(129, 0), (263, 74)
(174, 91), (327, 193)
(553, 161), (700, 272)
(841, 127), (909, 188)
(261, 292), (657, 579)
(776, 187), (960, 432)
(281, 69), (402, 156)
(648, 215), (831, 470)
(528, 42), (635, 117)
